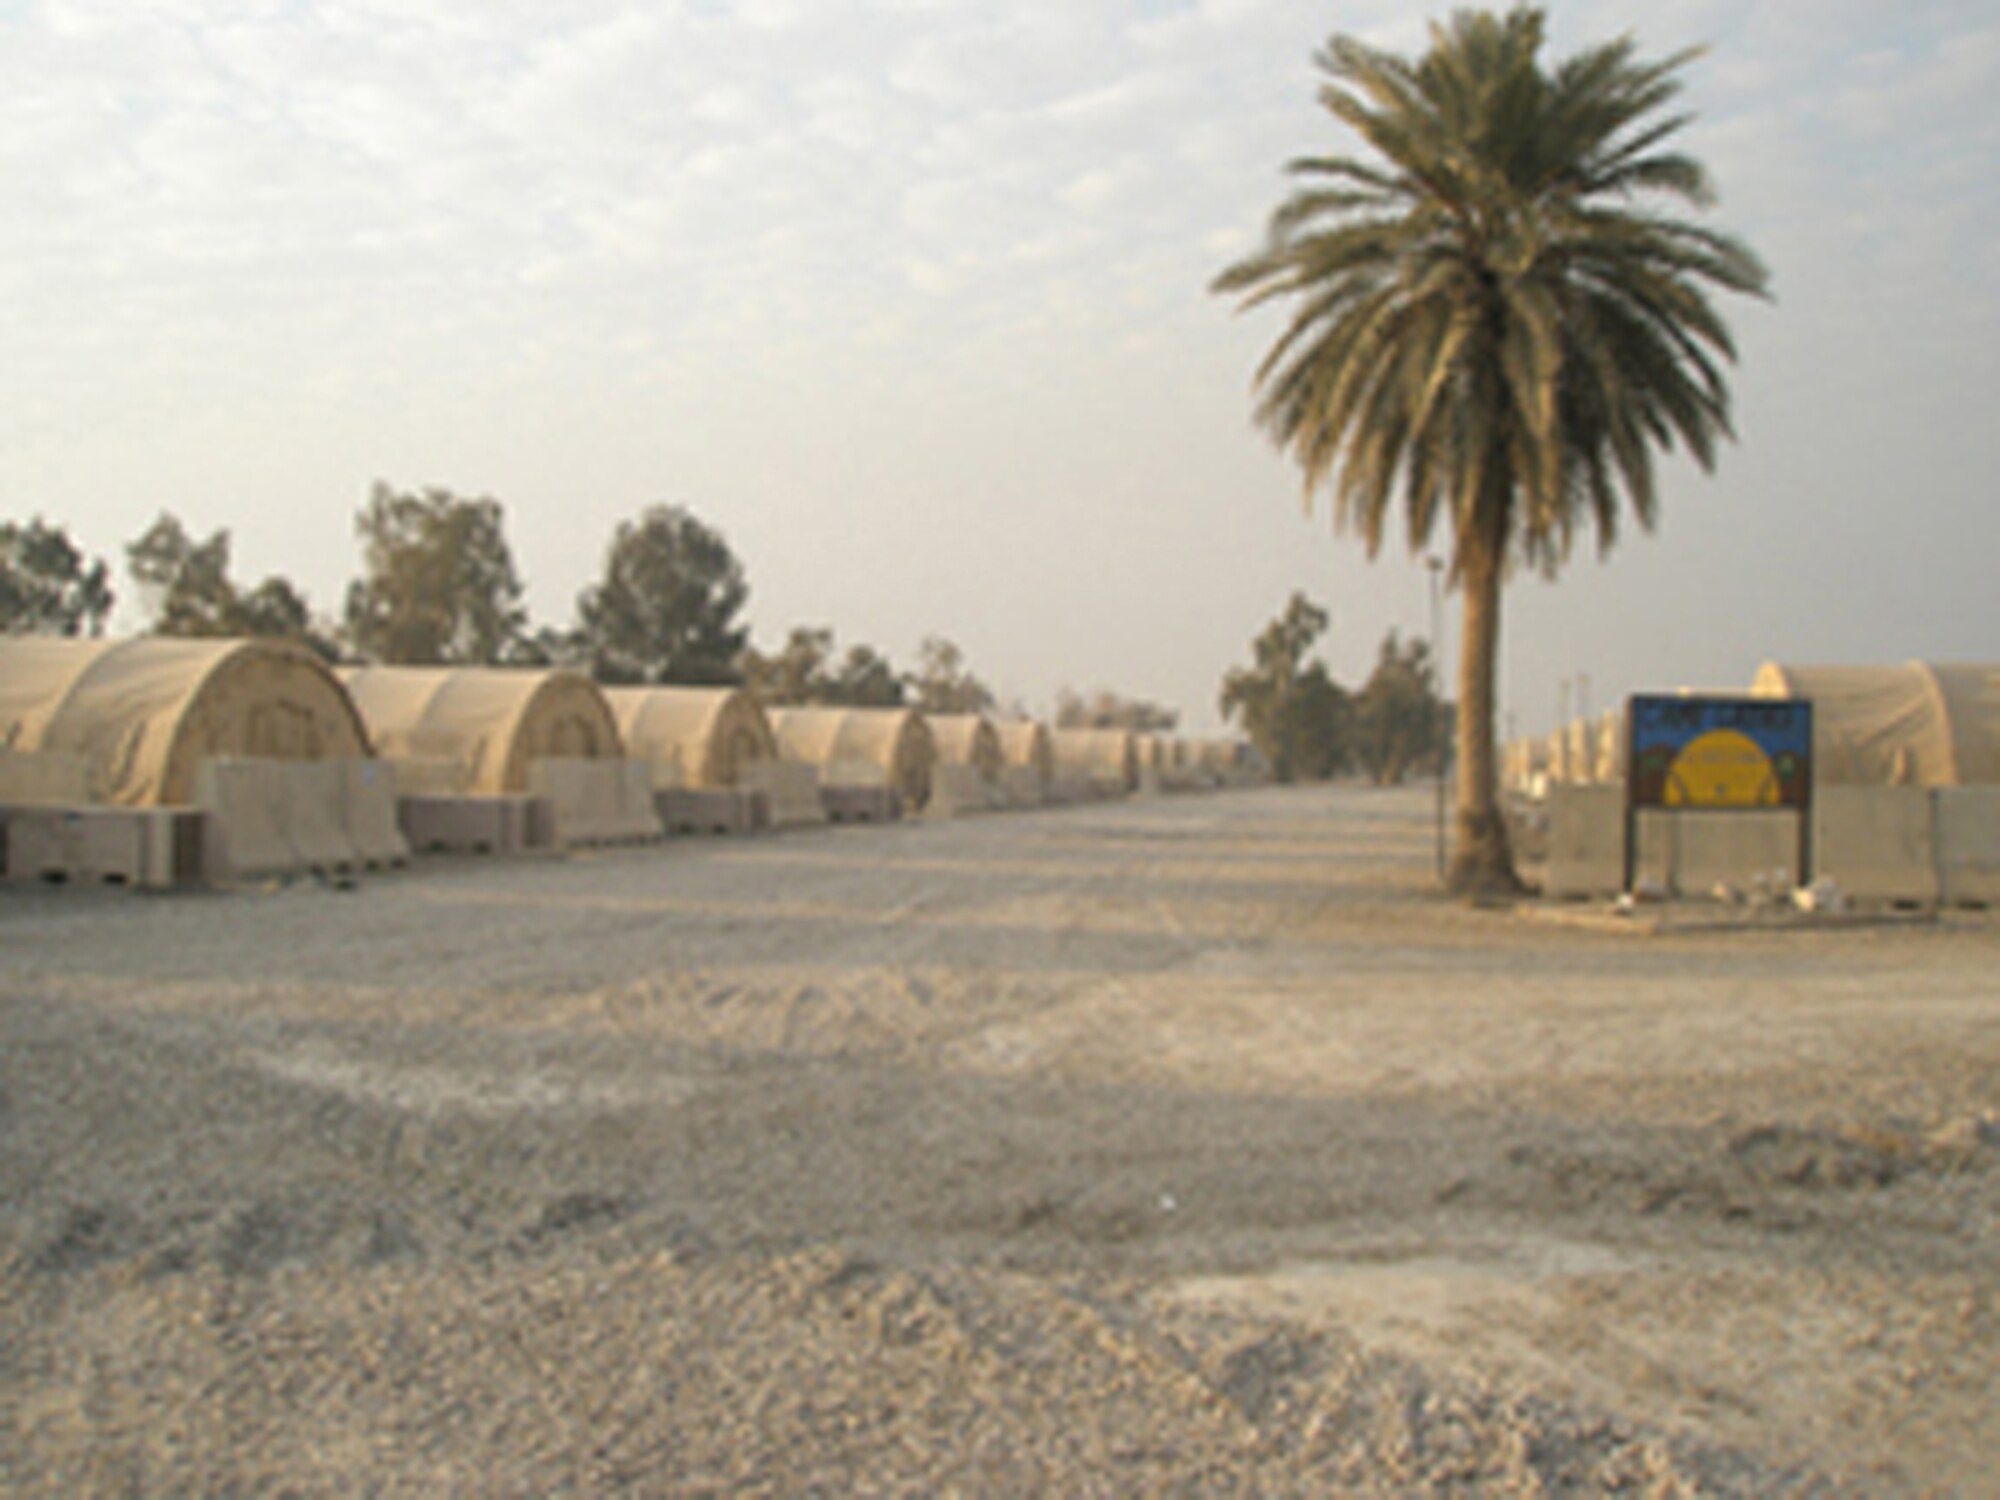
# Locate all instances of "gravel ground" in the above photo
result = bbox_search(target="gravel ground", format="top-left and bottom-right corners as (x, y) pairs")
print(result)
(3, 784), (1996, 1494)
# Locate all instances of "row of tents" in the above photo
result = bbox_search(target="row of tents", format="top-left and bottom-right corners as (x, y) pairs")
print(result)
(1507, 662), (2000, 797)
(0, 637), (1264, 888)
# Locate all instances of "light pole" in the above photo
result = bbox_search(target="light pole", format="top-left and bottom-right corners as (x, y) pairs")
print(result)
(1426, 556), (1446, 881)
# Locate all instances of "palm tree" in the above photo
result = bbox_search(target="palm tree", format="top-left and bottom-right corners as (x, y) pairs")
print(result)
(1213, 8), (1769, 893)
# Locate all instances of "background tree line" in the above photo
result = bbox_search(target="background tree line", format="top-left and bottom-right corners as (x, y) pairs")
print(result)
(1219, 592), (1450, 785)
(0, 486), (1088, 718)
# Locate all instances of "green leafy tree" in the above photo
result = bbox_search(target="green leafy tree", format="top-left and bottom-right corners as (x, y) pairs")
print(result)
(740, 626), (835, 705)
(908, 635), (995, 715)
(125, 511), (331, 654)
(576, 504), (750, 685)
(233, 577), (320, 644)
(1219, 593), (1352, 782)
(1213, 7), (1768, 890)
(127, 513), (235, 635)
(1352, 630), (1451, 785)
(741, 627), (906, 707)
(343, 483), (528, 665)
(1054, 689), (1178, 732)
(824, 644), (905, 707)
(513, 623), (588, 669)
(0, 517), (113, 636)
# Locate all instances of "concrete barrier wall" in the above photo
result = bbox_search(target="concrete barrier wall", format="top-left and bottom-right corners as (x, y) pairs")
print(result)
(997, 766), (1045, 809)
(1936, 787), (2000, 906)
(397, 795), (550, 855)
(1814, 786), (1937, 905)
(197, 758), (375, 879)
(0, 750), (90, 806)
(4, 806), (146, 885)
(927, 764), (1002, 818)
(654, 787), (759, 835)
(282, 760), (365, 873)
(343, 761), (410, 868)
(739, 761), (826, 828)
(528, 758), (663, 846)
(1549, 789), (1809, 899)
(1544, 785), (1626, 899)
(821, 785), (901, 824)
(195, 759), (298, 878)
(1547, 784), (2000, 907)
(1634, 810), (1801, 896)
(1044, 771), (1086, 804)
(4, 806), (210, 889)
(1046, 770), (1106, 805)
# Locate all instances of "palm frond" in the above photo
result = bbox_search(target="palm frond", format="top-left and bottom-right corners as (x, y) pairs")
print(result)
(1213, 5), (1767, 586)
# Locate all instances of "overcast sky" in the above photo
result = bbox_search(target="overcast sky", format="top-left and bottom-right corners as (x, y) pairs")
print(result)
(4, 0), (1995, 734)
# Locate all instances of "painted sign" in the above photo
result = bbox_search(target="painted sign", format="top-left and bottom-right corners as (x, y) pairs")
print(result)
(1627, 696), (1812, 810)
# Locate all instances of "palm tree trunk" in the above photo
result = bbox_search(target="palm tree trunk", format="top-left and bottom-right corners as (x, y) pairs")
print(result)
(1446, 531), (1524, 895)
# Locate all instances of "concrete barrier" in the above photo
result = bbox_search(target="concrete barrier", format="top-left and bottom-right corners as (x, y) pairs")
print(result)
(1636, 809), (1801, 897)
(197, 758), (369, 878)
(4, 806), (142, 885)
(926, 764), (1002, 818)
(1544, 785), (1625, 899)
(739, 761), (826, 829)
(1046, 770), (1105, 805)
(1545, 791), (1817, 900)
(280, 760), (365, 873)
(811, 744), (904, 819)
(397, 795), (551, 855)
(998, 766), (1045, 809)
(821, 785), (901, 824)
(2, 805), (204, 889)
(1935, 787), (2000, 907)
(343, 760), (410, 868)
(655, 787), (759, 835)
(149, 809), (210, 886)
(528, 758), (663, 846)
(195, 759), (298, 878)
(1814, 786), (1937, 906)
(0, 750), (89, 805)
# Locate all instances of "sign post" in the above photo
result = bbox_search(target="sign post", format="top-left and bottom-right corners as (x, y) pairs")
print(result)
(1624, 695), (1814, 894)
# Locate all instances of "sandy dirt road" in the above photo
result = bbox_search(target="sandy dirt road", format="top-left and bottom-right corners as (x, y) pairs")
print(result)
(3, 785), (1997, 1494)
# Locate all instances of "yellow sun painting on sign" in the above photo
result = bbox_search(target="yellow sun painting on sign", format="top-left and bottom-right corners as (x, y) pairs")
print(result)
(1663, 727), (1781, 806)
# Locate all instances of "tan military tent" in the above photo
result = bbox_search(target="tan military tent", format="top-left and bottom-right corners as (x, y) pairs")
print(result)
(0, 636), (371, 805)
(1593, 709), (1627, 784)
(1564, 718), (1599, 785)
(995, 720), (1054, 782)
(340, 665), (624, 795)
(1751, 662), (2000, 786)
(1544, 726), (1573, 785)
(926, 714), (1005, 781)
(605, 685), (776, 789)
(1051, 727), (1138, 792)
(1502, 736), (1545, 795)
(768, 706), (937, 809)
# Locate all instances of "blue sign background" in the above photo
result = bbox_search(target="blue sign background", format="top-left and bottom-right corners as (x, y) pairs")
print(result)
(1627, 695), (1813, 808)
